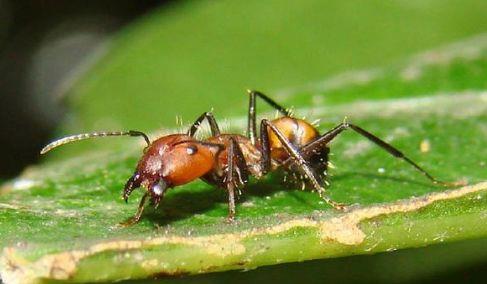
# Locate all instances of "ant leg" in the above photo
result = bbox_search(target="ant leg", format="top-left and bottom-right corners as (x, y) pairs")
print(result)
(226, 139), (237, 221)
(119, 192), (149, 227)
(261, 119), (345, 210)
(230, 138), (250, 187)
(247, 90), (290, 145)
(259, 118), (272, 175)
(224, 138), (249, 221)
(296, 121), (459, 186)
(187, 112), (221, 137)
(227, 183), (236, 222)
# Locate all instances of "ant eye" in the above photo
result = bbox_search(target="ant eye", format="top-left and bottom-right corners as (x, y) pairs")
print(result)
(186, 145), (198, 155)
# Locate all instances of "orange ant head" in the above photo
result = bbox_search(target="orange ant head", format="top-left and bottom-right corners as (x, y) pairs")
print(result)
(123, 134), (222, 205)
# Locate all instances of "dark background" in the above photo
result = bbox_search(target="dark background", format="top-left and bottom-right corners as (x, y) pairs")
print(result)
(0, 0), (162, 178)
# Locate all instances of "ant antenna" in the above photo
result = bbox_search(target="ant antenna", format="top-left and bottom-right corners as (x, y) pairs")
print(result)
(40, 130), (151, 154)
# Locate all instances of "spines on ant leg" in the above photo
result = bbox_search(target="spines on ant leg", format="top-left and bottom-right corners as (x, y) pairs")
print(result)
(40, 130), (150, 154)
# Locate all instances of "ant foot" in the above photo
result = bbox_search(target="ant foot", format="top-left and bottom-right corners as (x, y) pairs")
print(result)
(118, 216), (140, 228)
(326, 200), (347, 211)
(320, 195), (347, 211)
(449, 179), (468, 187)
(436, 179), (468, 188)
(225, 215), (236, 224)
(333, 203), (348, 211)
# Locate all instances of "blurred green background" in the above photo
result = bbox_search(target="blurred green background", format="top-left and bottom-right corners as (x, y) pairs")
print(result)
(1, 0), (487, 283)
(66, 0), (487, 132)
(3, 0), (487, 173)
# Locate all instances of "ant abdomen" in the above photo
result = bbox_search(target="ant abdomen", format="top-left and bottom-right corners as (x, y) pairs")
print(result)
(267, 117), (320, 162)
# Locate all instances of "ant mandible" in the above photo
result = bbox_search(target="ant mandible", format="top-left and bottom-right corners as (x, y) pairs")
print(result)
(41, 90), (457, 225)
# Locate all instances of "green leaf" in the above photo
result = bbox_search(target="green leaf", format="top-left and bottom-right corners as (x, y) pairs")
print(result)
(60, 0), (487, 137)
(2, 36), (487, 282)
(2, 1), (487, 283)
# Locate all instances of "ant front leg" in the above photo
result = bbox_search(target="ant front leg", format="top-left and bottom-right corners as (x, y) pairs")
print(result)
(187, 112), (221, 137)
(260, 119), (346, 210)
(247, 90), (290, 145)
(224, 137), (249, 222)
(298, 120), (461, 187)
(119, 192), (149, 227)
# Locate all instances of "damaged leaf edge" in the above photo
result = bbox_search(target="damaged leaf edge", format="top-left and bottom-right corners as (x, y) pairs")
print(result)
(1, 181), (486, 283)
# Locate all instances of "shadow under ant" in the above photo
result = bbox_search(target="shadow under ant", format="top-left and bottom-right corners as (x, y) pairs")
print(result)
(141, 171), (434, 226)
(142, 175), (288, 226)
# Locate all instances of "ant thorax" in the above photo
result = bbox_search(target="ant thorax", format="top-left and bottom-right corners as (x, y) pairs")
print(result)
(205, 134), (262, 179)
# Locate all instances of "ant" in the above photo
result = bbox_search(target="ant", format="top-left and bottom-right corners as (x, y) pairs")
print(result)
(41, 90), (458, 225)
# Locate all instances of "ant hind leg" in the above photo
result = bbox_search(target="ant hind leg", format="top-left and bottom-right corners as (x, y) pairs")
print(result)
(297, 120), (462, 187)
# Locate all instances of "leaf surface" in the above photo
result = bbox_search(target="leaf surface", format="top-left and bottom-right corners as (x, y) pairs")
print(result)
(1, 2), (487, 283)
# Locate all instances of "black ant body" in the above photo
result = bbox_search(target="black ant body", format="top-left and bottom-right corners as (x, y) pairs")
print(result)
(41, 90), (458, 225)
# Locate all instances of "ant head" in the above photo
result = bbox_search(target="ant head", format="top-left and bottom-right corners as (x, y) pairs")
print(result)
(123, 134), (222, 205)
(40, 130), (222, 207)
